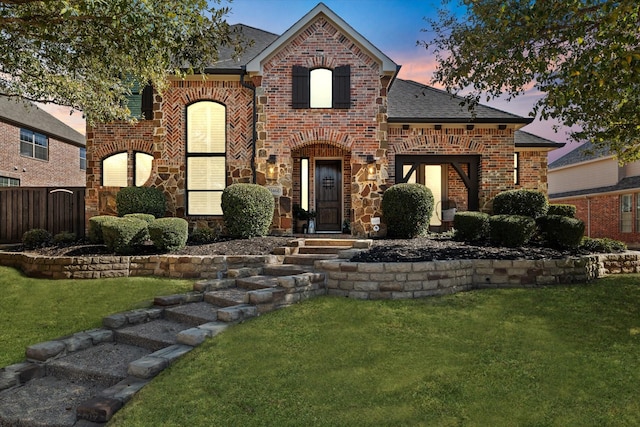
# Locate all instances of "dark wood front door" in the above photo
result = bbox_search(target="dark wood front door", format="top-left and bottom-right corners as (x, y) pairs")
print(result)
(315, 160), (342, 231)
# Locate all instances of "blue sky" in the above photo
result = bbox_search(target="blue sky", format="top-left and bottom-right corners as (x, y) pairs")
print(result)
(42, 0), (575, 160)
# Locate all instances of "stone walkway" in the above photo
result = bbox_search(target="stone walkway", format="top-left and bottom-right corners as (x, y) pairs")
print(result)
(0, 239), (365, 426)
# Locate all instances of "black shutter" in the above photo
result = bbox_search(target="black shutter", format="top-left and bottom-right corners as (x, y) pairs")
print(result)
(332, 65), (351, 109)
(292, 65), (310, 109)
(141, 84), (154, 120)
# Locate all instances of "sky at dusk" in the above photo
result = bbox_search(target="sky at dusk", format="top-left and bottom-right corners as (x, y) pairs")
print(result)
(40, 0), (579, 161)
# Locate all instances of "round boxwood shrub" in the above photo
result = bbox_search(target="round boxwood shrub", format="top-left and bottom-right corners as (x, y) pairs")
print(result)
(382, 183), (434, 238)
(22, 228), (52, 249)
(489, 214), (537, 247)
(222, 184), (275, 238)
(492, 189), (549, 218)
(537, 215), (585, 249)
(53, 231), (77, 245)
(102, 217), (149, 255)
(116, 186), (166, 218)
(453, 211), (489, 242)
(148, 217), (189, 252)
(88, 215), (118, 244)
(189, 226), (220, 244)
(580, 237), (627, 253)
(124, 213), (156, 224)
(547, 204), (576, 218)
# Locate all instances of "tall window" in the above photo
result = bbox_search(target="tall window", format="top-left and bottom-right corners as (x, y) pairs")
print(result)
(514, 153), (520, 184)
(20, 129), (48, 160)
(80, 147), (87, 170)
(186, 101), (226, 215)
(0, 176), (19, 187)
(102, 151), (153, 187)
(621, 193), (633, 233)
(292, 65), (350, 109)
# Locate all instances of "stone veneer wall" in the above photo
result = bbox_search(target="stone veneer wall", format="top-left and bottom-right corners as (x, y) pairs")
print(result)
(317, 252), (640, 300)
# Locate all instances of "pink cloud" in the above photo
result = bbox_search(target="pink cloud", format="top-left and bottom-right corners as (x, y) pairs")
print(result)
(37, 103), (86, 136)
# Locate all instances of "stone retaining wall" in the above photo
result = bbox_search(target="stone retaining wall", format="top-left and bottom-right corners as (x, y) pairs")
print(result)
(0, 252), (281, 280)
(317, 252), (640, 300)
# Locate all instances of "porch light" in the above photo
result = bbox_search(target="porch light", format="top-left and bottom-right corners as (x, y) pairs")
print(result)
(267, 154), (277, 180)
(366, 154), (376, 180)
(466, 124), (475, 131)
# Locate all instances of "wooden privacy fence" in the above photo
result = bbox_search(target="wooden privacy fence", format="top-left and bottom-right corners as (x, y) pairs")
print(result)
(0, 187), (85, 244)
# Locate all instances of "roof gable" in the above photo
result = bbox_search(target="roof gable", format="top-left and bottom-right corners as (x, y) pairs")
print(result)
(514, 130), (564, 150)
(548, 141), (611, 169)
(0, 96), (85, 146)
(245, 2), (398, 75)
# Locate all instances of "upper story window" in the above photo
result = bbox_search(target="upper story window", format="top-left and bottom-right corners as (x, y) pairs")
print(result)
(126, 82), (154, 120)
(20, 129), (48, 161)
(0, 176), (19, 187)
(186, 101), (226, 216)
(514, 153), (520, 184)
(292, 65), (350, 109)
(80, 147), (87, 170)
(102, 151), (153, 187)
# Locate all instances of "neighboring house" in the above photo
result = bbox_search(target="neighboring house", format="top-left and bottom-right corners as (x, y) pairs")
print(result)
(86, 3), (563, 236)
(0, 95), (86, 187)
(548, 141), (640, 246)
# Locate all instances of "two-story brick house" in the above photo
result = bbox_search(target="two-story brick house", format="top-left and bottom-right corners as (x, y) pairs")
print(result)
(0, 95), (85, 187)
(85, 3), (562, 236)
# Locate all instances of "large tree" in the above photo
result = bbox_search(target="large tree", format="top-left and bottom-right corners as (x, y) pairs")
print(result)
(423, 0), (640, 163)
(0, 0), (244, 123)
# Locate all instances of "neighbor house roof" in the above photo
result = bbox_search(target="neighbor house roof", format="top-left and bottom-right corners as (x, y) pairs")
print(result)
(548, 140), (611, 169)
(514, 130), (564, 150)
(549, 175), (640, 199)
(0, 96), (85, 147)
(387, 79), (532, 124)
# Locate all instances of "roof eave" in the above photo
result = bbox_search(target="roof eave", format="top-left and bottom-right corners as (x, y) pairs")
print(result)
(388, 117), (534, 124)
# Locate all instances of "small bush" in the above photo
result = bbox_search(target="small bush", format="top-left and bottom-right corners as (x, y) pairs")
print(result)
(382, 183), (434, 238)
(22, 229), (52, 249)
(492, 189), (549, 218)
(537, 215), (585, 249)
(124, 213), (156, 224)
(548, 204), (576, 218)
(580, 237), (627, 253)
(148, 218), (189, 252)
(116, 186), (166, 218)
(53, 231), (77, 245)
(88, 215), (118, 244)
(222, 184), (275, 238)
(102, 217), (149, 255)
(489, 215), (537, 247)
(189, 226), (220, 244)
(453, 211), (489, 242)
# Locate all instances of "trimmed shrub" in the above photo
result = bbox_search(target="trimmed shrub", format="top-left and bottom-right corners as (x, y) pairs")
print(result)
(22, 228), (52, 249)
(548, 204), (577, 218)
(189, 226), (220, 244)
(453, 211), (489, 242)
(580, 237), (627, 253)
(116, 186), (166, 218)
(124, 213), (156, 224)
(382, 183), (434, 238)
(88, 215), (118, 244)
(537, 215), (585, 249)
(489, 214), (537, 247)
(53, 231), (77, 245)
(148, 217), (189, 252)
(102, 217), (149, 255)
(222, 184), (275, 238)
(492, 189), (549, 218)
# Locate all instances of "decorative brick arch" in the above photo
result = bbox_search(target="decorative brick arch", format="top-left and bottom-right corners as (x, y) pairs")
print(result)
(94, 139), (154, 160)
(287, 129), (354, 151)
(389, 134), (487, 157)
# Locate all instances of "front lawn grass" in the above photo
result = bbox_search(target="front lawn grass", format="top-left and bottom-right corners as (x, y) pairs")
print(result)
(111, 275), (640, 426)
(0, 266), (192, 366)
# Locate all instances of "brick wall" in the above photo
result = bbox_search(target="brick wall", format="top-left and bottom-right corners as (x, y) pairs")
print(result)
(0, 121), (85, 187)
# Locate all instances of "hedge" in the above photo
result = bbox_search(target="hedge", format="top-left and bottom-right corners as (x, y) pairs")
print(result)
(222, 184), (275, 238)
(489, 214), (537, 247)
(382, 183), (434, 238)
(116, 186), (166, 218)
(492, 189), (549, 218)
(148, 218), (189, 252)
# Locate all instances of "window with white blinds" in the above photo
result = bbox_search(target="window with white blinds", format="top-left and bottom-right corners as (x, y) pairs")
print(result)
(186, 101), (226, 215)
(102, 152), (128, 187)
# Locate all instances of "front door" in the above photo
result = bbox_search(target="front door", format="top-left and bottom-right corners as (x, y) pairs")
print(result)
(315, 160), (342, 231)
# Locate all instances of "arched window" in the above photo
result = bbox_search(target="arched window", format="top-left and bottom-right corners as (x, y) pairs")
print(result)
(310, 68), (332, 108)
(101, 151), (154, 187)
(186, 101), (226, 215)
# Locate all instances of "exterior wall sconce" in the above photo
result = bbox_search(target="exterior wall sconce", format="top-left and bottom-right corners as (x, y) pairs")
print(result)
(434, 124), (442, 130)
(402, 124), (410, 130)
(366, 154), (376, 180)
(266, 154), (277, 180)
(466, 124), (475, 131)
(498, 124), (507, 130)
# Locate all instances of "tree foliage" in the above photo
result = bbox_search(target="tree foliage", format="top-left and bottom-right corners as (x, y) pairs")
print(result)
(0, 0), (246, 123)
(422, 0), (640, 163)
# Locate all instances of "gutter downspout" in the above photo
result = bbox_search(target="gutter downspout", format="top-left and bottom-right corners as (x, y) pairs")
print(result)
(240, 66), (257, 183)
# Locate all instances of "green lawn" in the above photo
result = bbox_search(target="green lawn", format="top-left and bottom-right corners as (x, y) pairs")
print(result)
(109, 275), (640, 426)
(0, 266), (192, 366)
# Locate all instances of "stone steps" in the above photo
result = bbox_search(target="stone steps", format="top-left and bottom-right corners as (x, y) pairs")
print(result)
(283, 253), (339, 265)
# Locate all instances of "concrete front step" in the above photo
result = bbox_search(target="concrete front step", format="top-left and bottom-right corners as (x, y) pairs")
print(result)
(302, 238), (357, 247)
(283, 253), (338, 266)
(298, 246), (345, 254)
(263, 264), (312, 276)
(114, 319), (193, 351)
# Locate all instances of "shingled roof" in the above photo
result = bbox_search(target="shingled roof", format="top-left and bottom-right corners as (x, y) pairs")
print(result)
(548, 140), (611, 169)
(0, 96), (84, 147)
(206, 24), (279, 71)
(514, 130), (564, 149)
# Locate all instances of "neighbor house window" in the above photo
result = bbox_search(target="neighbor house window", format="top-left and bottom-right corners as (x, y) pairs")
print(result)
(514, 153), (520, 184)
(636, 194), (640, 232)
(621, 193), (633, 233)
(20, 129), (48, 160)
(102, 151), (153, 187)
(80, 147), (87, 170)
(0, 176), (20, 187)
(292, 65), (350, 109)
(186, 101), (226, 215)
